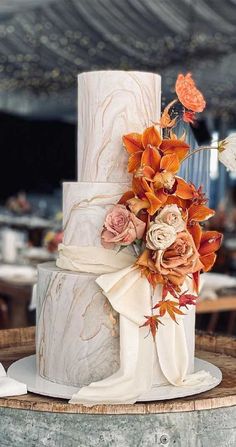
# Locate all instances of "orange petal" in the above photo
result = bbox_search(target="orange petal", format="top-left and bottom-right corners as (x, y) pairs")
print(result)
(128, 152), (142, 172)
(187, 223), (202, 249)
(199, 231), (223, 256)
(200, 253), (217, 272)
(160, 139), (190, 161)
(175, 177), (194, 199)
(160, 153), (180, 173)
(127, 197), (149, 215)
(159, 99), (178, 128)
(155, 188), (168, 205)
(145, 192), (163, 215)
(142, 166), (156, 180)
(192, 271), (200, 294)
(165, 195), (187, 208)
(136, 249), (150, 268)
(132, 177), (145, 197)
(188, 204), (215, 223)
(142, 126), (162, 148)
(118, 190), (135, 205)
(153, 172), (164, 189)
(123, 133), (143, 154)
(141, 146), (161, 171)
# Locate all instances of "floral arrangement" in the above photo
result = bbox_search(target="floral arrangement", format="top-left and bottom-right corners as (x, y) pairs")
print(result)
(44, 230), (63, 253)
(101, 73), (235, 338)
(6, 192), (31, 215)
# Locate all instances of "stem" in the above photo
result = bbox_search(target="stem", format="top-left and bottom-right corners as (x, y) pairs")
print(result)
(182, 145), (218, 163)
(151, 286), (154, 316)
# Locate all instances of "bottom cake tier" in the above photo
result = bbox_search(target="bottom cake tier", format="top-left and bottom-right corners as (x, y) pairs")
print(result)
(36, 262), (120, 387)
(36, 262), (196, 388)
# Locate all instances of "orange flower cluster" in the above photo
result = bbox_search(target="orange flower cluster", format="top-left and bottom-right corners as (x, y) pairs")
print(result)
(121, 125), (222, 290)
(102, 73), (222, 335)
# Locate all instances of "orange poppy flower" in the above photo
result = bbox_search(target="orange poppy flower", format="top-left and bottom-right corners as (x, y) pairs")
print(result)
(175, 73), (206, 113)
(123, 126), (189, 173)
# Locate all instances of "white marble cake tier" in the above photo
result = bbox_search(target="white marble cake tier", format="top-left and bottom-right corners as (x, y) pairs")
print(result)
(36, 263), (196, 388)
(36, 262), (120, 387)
(63, 181), (129, 247)
(77, 71), (161, 183)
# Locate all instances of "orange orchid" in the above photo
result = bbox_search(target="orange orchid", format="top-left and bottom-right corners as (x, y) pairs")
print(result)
(125, 174), (194, 216)
(123, 126), (190, 174)
(126, 177), (163, 216)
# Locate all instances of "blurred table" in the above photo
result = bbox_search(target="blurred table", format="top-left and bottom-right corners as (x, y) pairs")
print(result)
(0, 279), (34, 328)
(196, 296), (236, 334)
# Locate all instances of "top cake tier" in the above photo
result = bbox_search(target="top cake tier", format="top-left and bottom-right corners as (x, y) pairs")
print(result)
(77, 70), (161, 183)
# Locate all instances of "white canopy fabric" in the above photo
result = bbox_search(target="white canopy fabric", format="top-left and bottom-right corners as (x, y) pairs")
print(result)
(0, 1), (55, 15)
(0, 0), (235, 120)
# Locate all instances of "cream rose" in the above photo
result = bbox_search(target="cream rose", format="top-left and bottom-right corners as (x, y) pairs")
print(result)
(101, 204), (146, 249)
(146, 222), (177, 250)
(155, 204), (185, 233)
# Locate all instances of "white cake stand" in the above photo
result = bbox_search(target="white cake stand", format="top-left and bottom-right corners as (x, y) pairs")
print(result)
(7, 355), (222, 401)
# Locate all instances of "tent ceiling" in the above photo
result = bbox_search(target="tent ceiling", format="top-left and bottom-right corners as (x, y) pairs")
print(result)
(0, 0), (235, 120)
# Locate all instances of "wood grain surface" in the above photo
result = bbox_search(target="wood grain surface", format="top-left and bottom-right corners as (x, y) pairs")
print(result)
(0, 327), (235, 414)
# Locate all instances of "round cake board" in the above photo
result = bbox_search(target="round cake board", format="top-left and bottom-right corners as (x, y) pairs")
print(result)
(7, 355), (222, 402)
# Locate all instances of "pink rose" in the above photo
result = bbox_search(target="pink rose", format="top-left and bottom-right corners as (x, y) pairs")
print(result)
(101, 204), (146, 249)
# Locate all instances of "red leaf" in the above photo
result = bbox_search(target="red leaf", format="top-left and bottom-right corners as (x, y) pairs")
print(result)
(140, 315), (163, 339)
(162, 283), (178, 300)
(178, 293), (197, 308)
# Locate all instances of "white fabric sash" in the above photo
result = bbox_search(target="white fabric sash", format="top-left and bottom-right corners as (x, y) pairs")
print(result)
(57, 243), (216, 405)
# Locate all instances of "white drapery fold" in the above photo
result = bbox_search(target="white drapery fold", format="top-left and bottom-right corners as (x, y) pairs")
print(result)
(57, 243), (217, 405)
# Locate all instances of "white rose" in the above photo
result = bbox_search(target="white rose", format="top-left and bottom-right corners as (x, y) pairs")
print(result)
(155, 204), (185, 233)
(146, 222), (177, 250)
(218, 133), (236, 172)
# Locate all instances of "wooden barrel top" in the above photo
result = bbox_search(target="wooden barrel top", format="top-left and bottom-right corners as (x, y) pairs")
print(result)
(0, 326), (235, 415)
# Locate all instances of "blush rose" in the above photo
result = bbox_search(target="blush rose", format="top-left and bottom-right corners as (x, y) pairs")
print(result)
(101, 204), (146, 249)
(154, 230), (203, 286)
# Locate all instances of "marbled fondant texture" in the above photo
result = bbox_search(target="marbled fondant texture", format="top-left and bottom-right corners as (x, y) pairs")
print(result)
(36, 263), (119, 387)
(37, 71), (196, 390)
(36, 263), (195, 387)
(63, 181), (129, 247)
(77, 71), (161, 182)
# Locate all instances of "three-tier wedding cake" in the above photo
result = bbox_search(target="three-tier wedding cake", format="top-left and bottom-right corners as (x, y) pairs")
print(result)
(36, 70), (221, 405)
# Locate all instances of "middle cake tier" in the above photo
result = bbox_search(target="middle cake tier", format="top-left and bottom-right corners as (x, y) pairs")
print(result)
(63, 182), (130, 247)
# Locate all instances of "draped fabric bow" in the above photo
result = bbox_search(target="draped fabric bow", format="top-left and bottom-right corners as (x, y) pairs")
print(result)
(57, 243), (216, 405)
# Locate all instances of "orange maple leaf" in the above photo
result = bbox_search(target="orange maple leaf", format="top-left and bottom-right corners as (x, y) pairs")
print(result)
(140, 315), (164, 339)
(153, 300), (185, 323)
